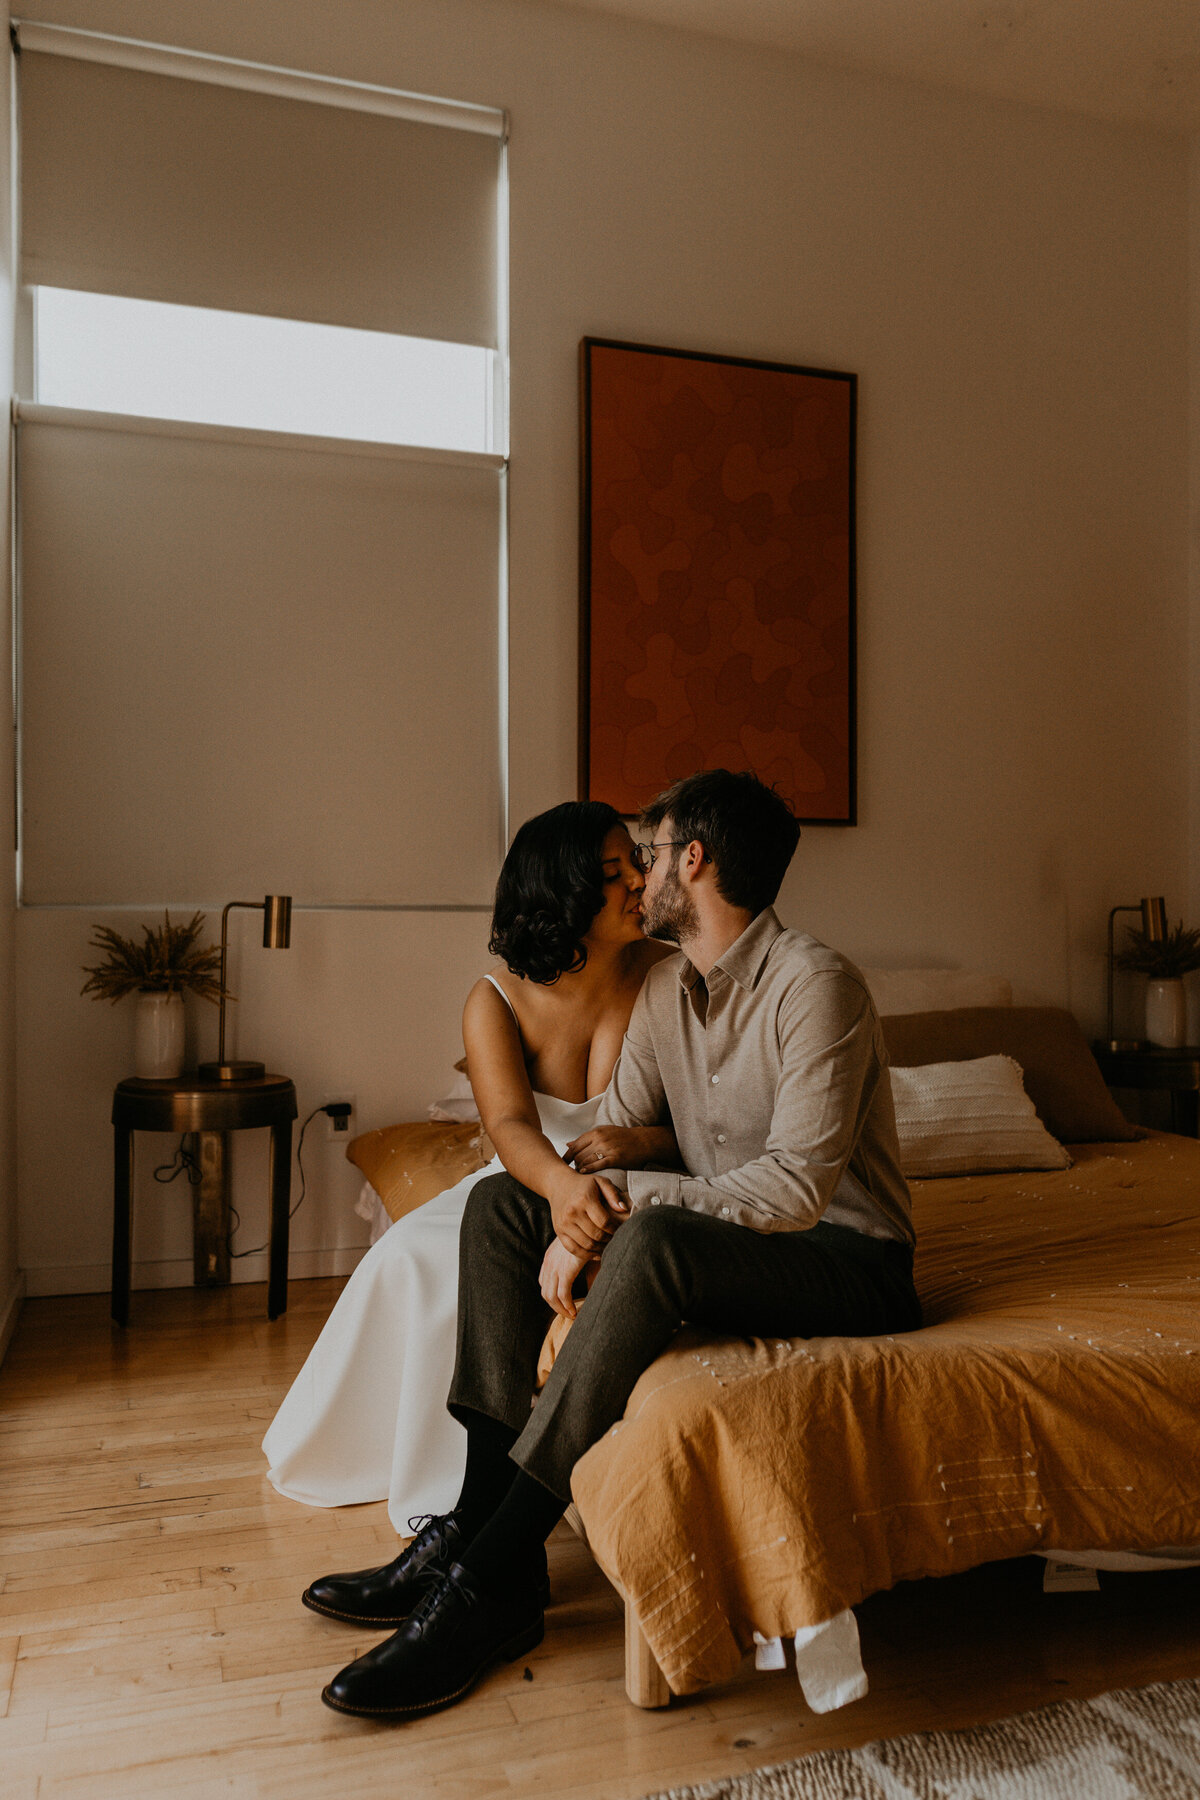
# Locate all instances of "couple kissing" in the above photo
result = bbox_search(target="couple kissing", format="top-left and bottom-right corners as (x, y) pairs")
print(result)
(265, 767), (920, 1720)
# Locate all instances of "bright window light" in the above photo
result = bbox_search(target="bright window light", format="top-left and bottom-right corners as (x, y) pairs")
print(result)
(33, 288), (497, 454)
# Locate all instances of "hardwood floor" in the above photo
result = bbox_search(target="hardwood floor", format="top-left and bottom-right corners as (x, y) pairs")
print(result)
(1, 1279), (1197, 1799)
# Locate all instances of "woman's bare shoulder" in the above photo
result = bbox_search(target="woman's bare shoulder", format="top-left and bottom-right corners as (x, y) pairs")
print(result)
(463, 972), (521, 1025)
(462, 973), (542, 1119)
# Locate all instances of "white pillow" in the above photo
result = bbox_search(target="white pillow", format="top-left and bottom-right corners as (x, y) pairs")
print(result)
(890, 1054), (1070, 1178)
(427, 1068), (480, 1123)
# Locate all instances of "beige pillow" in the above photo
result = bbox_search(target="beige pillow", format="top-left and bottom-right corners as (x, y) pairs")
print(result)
(346, 1120), (494, 1225)
(891, 1055), (1071, 1178)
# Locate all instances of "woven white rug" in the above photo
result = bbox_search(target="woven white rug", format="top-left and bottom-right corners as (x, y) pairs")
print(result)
(642, 1677), (1200, 1800)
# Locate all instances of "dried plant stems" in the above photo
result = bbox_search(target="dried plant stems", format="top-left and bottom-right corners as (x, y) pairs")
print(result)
(81, 911), (228, 1004)
(1117, 920), (1200, 980)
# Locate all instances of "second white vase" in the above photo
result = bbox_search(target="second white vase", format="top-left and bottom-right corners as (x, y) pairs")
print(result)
(134, 990), (185, 1079)
(1145, 978), (1186, 1049)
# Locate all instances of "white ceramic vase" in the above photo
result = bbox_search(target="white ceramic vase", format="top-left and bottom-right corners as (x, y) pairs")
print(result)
(1144, 978), (1186, 1050)
(134, 990), (185, 1079)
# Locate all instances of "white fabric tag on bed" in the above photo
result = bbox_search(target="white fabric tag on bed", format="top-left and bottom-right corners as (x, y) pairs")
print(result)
(792, 1609), (869, 1712)
(752, 1632), (786, 1671)
(1042, 1559), (1101, 1592)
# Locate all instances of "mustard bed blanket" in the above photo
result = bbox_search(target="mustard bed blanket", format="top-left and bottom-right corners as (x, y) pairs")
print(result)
(570, 1133), (1200, 1695)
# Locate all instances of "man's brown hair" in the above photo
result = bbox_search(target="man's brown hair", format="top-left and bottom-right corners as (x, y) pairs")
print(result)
(640, 769), (800, 914)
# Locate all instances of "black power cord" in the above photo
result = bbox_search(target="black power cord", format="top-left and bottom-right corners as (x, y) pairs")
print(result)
(153, 1136), (204, 1188)
(152, 1102), (354, 1259)
(228, 1100), (352, 1258)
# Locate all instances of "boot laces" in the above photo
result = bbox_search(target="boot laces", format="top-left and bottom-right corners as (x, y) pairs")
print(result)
(407, 1562), (477, 1634)
(405, 1512), (459, 1568)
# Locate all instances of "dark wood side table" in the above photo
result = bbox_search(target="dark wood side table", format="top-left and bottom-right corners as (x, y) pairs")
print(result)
(111, 1073), (298, 1326)
(1092, 1046), (1200, 1139)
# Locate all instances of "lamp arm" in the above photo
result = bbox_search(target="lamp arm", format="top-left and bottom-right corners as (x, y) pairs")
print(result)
(216, 901), (262, 1066)
(1107, 904), (1143, 1051)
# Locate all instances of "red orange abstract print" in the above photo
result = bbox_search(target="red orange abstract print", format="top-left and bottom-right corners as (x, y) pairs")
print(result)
(580, 339), (855, 823)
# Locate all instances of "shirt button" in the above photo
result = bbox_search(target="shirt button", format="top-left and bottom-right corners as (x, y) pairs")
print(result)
(650, 1195), (661, 1206)
(721, 1206), (730, 1217)
(711, 1074), (720, 1085)
(716, 1133), (727, 1144)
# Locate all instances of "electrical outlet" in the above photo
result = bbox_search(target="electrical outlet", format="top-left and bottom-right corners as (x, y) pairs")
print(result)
(322, 1094), (356, 1142)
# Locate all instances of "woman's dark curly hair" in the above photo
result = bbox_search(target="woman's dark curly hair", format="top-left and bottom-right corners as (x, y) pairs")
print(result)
(489, 801), (624, 984)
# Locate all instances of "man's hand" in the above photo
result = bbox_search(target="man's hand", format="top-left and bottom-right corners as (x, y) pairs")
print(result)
(549, 1171), (627, 1258)
(539, 1239), (594, 1319)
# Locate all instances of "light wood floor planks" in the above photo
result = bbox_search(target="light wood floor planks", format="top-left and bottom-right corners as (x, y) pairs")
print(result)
(1, 1280), (1197, 1799)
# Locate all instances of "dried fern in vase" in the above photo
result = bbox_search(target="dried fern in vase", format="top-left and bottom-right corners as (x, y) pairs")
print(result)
(1116, 919), (1200, 980)
(81, 911), (229, 1004)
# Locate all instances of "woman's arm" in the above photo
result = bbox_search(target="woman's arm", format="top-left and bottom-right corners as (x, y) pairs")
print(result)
(564, 1124), (683, 1174)
(462, 981), (622, 1256)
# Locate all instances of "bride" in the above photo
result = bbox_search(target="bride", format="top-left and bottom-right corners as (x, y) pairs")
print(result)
(263, 801), (677, 1530)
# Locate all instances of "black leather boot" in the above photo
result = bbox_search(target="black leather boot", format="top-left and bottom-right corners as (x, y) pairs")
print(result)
(321, 1562), (544, 1718)
(303, 1513), (551, 1625)
(302, 1513), (467, 1626)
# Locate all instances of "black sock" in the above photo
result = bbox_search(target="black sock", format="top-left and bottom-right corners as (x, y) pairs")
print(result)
(452, 1409), (520, 1539)
(456, 1468), (567, 1597)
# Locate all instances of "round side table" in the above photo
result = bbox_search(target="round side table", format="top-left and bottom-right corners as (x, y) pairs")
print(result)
(111, 1073), (298, 1326)
(1092, 1045), (1200, 1139)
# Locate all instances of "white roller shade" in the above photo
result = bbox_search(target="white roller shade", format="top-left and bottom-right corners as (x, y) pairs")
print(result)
(19, 45), (500, 346)
(18, 413), (503, 905)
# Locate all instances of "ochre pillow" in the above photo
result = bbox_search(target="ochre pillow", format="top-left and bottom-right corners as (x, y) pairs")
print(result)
(882, 1007), (1139, 1144)
(537, 1313), (571, 1390)
(346, 1121), (494, 1225)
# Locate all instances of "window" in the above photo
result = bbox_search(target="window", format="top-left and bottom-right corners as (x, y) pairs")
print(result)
(33, 288), (499, 455)
(15, 25), (509, 907)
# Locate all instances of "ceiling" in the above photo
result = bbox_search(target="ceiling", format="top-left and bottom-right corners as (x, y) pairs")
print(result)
(548, 0), (1200, 133)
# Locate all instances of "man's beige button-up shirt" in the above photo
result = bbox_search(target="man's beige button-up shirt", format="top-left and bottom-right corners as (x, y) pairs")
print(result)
(596, 907), (914, 1244)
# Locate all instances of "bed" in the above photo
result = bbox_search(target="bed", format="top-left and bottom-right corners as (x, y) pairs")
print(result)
(570, 1130), (1200, 1706)
(347, 990), (1200, 1714)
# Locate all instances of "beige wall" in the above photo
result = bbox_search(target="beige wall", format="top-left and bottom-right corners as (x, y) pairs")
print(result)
(13, 0), (1192, 1292)
(0, 1), (20, 1346)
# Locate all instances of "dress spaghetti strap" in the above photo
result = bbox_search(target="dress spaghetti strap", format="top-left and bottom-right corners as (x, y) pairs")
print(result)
(484, 973), (519, 1021)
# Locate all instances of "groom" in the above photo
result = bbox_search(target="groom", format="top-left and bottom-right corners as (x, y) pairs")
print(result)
(309, 768), (920, 1718)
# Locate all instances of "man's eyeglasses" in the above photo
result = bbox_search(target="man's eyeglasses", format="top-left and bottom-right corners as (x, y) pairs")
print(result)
(632, 840), (686, 874)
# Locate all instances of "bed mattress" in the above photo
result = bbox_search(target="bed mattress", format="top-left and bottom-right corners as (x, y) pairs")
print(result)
(571, 1133), (1200, 1696)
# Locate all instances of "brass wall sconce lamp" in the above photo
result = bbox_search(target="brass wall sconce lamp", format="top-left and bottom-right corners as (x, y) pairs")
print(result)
(198, 896), (292, 1082)
(1106, 895), (1166, 1052)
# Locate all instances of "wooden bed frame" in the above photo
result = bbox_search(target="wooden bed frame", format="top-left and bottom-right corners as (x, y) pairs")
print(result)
(564, 1502), (670, 1708)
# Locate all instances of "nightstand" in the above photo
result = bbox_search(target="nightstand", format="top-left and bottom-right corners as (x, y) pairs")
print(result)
(1091, 1046), (1200, 1139)
(111, 1073), (298, 1326)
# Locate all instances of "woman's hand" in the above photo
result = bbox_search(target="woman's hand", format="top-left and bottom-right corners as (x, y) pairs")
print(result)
(549, 1170), (627, 1258)
(539, 1238), (595, 1319)
(566, 1125), (679, 1173)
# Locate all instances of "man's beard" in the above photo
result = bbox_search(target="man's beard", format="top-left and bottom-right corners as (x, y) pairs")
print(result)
(641, 860), (698, 946)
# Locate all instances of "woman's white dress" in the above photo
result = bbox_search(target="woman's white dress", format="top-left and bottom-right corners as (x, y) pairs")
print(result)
(263, 1089), (600, 1531)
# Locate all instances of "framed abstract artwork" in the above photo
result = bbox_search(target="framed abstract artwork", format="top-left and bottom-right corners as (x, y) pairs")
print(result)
(579, 337), (856, 824)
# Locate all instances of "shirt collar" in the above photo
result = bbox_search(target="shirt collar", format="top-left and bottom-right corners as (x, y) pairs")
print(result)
(676, 907), (785, 995)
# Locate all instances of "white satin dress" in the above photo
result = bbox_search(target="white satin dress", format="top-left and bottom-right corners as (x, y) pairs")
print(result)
(263, 1065), (600, 1532)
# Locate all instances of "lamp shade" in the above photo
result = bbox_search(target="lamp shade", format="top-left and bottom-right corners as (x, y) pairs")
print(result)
(263, 895), (292, 949)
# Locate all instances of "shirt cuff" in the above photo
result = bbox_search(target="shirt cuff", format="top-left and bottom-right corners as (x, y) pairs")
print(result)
(628, 1169), (684, 1211)
(627, 1169), (783, 1230)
